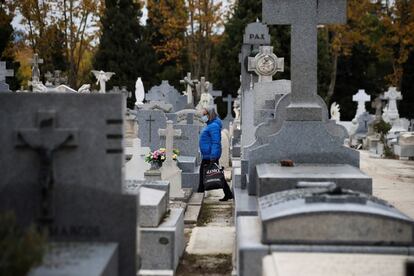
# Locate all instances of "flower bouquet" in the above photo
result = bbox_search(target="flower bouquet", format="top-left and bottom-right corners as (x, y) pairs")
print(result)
(145, 148), (180, 168)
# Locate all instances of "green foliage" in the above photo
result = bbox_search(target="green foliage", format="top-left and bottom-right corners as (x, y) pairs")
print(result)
(40, 25), (68, 76)
(374, 119), (393, 158)
(93, 0), (159, 105)
(0, 212), (46, 276)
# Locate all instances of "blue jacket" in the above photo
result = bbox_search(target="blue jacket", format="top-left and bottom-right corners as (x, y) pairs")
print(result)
(199, 117), (222, 160)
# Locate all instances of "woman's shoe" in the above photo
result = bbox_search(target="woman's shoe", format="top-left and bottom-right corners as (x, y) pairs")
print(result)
(219, 194), (234, 202)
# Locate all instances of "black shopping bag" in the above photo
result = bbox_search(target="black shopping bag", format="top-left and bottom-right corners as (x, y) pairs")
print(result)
(203, 162), (225, 191)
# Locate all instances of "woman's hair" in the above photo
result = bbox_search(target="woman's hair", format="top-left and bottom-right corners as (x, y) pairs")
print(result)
(206, 106), (217, 121)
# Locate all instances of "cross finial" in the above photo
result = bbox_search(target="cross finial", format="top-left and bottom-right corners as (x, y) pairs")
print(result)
(0, 62), (14, 92)
(248, 45), (284, 82)
(353, 89), (371, 119)
(158, 120), (181, 162)
(223, 94), (234, 117)
(262, 0), (347, 121)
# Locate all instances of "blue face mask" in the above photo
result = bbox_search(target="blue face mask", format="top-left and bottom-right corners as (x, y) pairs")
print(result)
(201, 115), (209, 123)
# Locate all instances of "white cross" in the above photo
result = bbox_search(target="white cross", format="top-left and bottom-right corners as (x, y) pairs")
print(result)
(158, 121), (181, 162)
(30, 54), (44, 82)
(223, 95), (234, 117)
(382, 87), (402, 120)
(352, 89), (371, 119)
(248, 46), (284, 82)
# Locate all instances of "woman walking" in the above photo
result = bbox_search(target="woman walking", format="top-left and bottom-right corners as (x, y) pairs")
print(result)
(198, 107), (233, 201)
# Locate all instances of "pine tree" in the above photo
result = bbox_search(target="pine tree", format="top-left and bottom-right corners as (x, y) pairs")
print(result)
(93, 0), (159, 97)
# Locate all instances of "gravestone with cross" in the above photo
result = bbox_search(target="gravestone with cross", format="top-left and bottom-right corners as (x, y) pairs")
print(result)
(221, 94), (235, 130)
(0, 61), (14, 92)
(158, 120), (185, 198)
(240, 20), (271, 93)
(382, 87), (402, 123)
(0, 93), (138, 276)
(30, 53), (44, 83)
(248, 46), (284, 83)
(146, 80), (187, 112)
(245, 0), (359, 195)
(263, 0), (347, 121)
(136, 109), (167, 151)
(180, 72), (199, 106)
(353, 89), (371, 119)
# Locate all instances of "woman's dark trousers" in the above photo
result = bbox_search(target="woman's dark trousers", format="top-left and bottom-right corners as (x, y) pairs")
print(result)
(198, 159), (233, 197)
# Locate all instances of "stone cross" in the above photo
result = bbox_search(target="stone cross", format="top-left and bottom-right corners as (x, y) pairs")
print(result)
(30, 53), (44, 83)
(248, 46), (284, 82)
(197, 77), (208, 95)
(263, 0), (347, 121)
(180, 72), (198, 105)
(158, 120), (182, 162)
(0, 61), (14, 92)
(382, 87), (402, 121)
(223, 95), (234, 118)
(353, 89), (371, 119)
(16, 110), (78, 224)
(208, 84), (222, 99)
(145, 115), (156, 143)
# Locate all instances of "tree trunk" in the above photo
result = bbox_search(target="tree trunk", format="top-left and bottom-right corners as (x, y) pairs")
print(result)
(326, 51), (338, 104)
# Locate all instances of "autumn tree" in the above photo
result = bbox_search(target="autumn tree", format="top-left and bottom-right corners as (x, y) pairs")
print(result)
(145, 0), (187, 85)
(94, 0), (159, 97)
(12, 0), (102, 88)
(186, 0), (223, 79)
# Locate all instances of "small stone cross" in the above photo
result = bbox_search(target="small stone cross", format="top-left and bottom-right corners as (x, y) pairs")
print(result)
(16, 110), (78, 224)
(145, 114), (156, 143)
(353, 89), (371, 119)
(223, 95), (235, 118)
(180, 72), (199, 105)
(371, 97), (383, 120)
(248, 46), (284, 82)
(263, 0), (347, 120)
(30, 53), (44, 82)
(158, 120), (181, 162)
(208, 85), (222, 99)
(0, 61), (14, 82)
(382, 87), (402, 120)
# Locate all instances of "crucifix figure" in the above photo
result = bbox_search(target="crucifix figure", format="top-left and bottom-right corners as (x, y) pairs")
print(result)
(248, 46), (284, 82)
(30, 53), (44, 83)
(16, 110), (78, 225)
(263, 0), (347, 120)
(353, 89), (371, 119)
(145, 115), (156, 143)
(158, 120), (182, 164)
(180, 72), (199, 106)
(0, 61), (14, 92)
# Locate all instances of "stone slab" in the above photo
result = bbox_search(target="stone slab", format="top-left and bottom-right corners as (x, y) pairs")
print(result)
(140, 187), (168, 227)
(181, 171), (200, 191)
(123, 179), (170, 205)
(232, 158), (241, 168)
(177, 156), (197, 172)
(184, 204), (202, 224)
(186, 226), (235, 255)
(234, 187), (258, 217)
(236, 216), (269, 276)
(136, 109), (167, 151)
(259, 188), (414, 245)
(232, 167), (242, 189)
(248, 121), (360, 196)
(138, 270), (174, 276)
(394, 144), (414, 158)
(188, 192), (204, 206)
(29, 242), (119, 276)
(256, 163), (372, 196)
(262, 252), (414, 276)
(139, 208), (185, 271)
